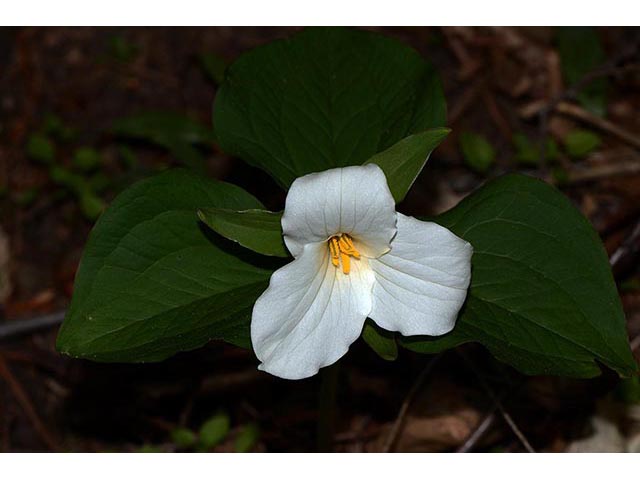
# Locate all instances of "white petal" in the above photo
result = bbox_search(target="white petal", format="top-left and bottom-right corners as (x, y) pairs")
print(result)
(369, 213), (472, 337)
(251, 241), (375, 380)
(281, 164), (397, 258)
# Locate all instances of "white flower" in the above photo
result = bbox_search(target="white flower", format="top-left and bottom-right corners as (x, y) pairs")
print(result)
(251, 164), (473, 380)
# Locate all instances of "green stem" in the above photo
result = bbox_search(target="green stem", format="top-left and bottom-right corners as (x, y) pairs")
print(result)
(316, 362), (340, 452)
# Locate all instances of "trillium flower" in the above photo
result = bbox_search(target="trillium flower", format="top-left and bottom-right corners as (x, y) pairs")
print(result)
(251, 164), (473, 380)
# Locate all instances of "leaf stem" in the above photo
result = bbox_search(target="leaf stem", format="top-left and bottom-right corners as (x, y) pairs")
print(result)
(316, 362), (340, 452)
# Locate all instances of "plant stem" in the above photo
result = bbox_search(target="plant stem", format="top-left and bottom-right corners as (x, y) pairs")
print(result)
(316, 362), (340, 452)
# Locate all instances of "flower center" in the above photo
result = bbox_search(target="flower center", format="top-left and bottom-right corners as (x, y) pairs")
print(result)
(328, 234), (361, 275)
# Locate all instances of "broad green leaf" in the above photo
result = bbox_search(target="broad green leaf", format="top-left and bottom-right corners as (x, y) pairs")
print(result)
(112, 112), (216, 171)
(198, 208), (288, 258)
(563, 129), (602, 158)
(402, 174), (637, 378)
(557, 27), (608, 116)
(213, 27), (446, 188)
(459, 132), (495, 173)
(362, 320), (398, 361)
(196, 129), (450, 259)
(199, 413), (230, 451)
(366, 128), (450, 202)
(56, 169), (277, 362)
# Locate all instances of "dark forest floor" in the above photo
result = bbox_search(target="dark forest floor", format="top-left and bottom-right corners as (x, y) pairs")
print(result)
(1, 27), (640, 452)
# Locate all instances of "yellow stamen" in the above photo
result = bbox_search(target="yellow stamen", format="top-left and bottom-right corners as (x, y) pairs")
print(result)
(339, 235), (360, 258)
(328, 234), (361, 274)
(329, 237), (340, 267)
(341, 252), (351, 274)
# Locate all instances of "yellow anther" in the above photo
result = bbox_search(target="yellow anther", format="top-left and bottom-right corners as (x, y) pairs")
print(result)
(329, 237), (340, 267)
(339, 235), (360, 258)
(328, 234), (361, 274)
(340, 252), (351, 274)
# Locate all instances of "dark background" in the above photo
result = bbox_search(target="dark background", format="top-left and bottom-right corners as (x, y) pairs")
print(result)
(1, 27), (639, 452)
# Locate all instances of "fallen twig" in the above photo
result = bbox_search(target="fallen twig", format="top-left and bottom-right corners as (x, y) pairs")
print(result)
(0, 310), (65, 341)
(498, 404), (536, 453)
(449, 78), (485, 125)
(335, 416), (372, 452)
(567, 161), (640, 184)
(534, 33), (640, 123)
(533, 34), (640, 163)
(555, 102), (640, 151)
(481, 88), (512, 140)
(382, 354), (441, 453)
(459, 351), (536, 453)
(457, 409), (497, 453)
(0, 355), (59, 451)
(610, 218), (640, 277)
(534, 63), (640, 124)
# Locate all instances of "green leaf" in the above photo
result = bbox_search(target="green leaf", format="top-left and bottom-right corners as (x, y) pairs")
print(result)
(563, 129), (602, 158)
(73, 147), (102, 172)
(198, 208), (288, 258)
(366, 128), (450, 202)
(213, 27), (446, 188)
(197, 129), (450, 258)
(49, 166), (105, 220)
(56, 169), (276, 362)
(362, 320), (398, 361)
(78, 189), (105, 220)
(199, 413), (230, 451)
(401, 174), (637, 378)
(459, 132), (495, 173)
(196, 128), (451, 259)
(26, 133), (55, 165)
(50, 166), (80, 189)
(512, 133), (559, 166)
(234, 423), (260, 453)
(112, 112), (215, 171)
(557, 27), (608, 116)
(171, 428), (198, 449)
(546, 138), (560, 162)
